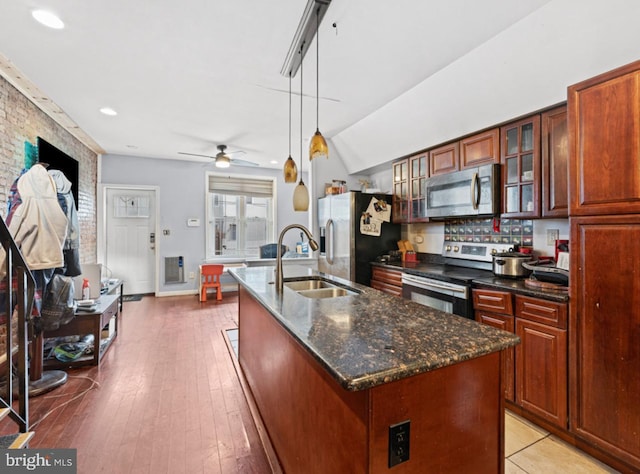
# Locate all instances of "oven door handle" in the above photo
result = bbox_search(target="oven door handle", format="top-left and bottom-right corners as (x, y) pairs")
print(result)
(402, 275), (467, 294)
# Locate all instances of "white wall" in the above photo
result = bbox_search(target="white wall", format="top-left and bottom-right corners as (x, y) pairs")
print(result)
(331, 0), (640, 174)
(100, 153), (309, 294)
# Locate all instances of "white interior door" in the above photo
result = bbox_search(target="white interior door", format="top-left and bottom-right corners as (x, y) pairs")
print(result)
(104, 187), (157, 295)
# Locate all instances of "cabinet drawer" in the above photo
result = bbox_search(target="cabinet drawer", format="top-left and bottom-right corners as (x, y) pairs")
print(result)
(516, 295), (567, 329)
(371, 279), (403, 297)
(472, 289), (514, 315)
(371, 266), (403, 286)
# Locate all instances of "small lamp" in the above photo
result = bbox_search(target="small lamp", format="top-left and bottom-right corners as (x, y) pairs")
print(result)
(309, 7), (328, 161)
(293, 45), (309, 212)
(283, 72), (298, 182)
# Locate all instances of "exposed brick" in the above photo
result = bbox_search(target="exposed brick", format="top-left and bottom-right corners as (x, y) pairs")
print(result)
(0, 75), (98, 263)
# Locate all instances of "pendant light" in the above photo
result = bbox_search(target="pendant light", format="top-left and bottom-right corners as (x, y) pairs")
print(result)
(293, 45), (310, 212)
(283, 72), (298, 183)
(309, 7), (328, 161)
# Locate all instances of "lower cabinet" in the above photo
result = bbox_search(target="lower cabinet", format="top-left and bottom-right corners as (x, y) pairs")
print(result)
(515, 296), (568, 427)
(370, 266), (403, 297)
(476, 310), (515, 402)
(473, 289), (568, 429)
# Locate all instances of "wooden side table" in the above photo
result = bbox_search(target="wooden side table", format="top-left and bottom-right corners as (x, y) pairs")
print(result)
(43, 294), (119, 368)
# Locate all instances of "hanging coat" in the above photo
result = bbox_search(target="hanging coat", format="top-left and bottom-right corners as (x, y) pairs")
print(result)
(48, 169), (82, 276)
(5, 164), (68, 271)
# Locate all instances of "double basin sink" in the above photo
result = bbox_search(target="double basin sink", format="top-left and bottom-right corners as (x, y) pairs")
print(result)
(284, 277), (360, 299)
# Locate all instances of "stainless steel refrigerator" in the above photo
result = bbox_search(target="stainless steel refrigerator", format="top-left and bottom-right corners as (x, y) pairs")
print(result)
(318, 191), (401, 285)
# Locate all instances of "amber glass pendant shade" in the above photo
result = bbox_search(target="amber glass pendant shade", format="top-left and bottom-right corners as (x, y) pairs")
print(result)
(283, 72), (298, 183)
(309, 129), (328, 160)
(283, 155), (298, 182)
(293, 179), (309, 211)
(310, 8), (328, 161)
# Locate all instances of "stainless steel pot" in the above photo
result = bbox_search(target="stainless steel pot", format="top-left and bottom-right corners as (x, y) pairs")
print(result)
(492, 252), (533, 278)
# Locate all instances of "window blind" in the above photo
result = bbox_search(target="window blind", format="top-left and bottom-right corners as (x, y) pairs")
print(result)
(208, 175), (274, 198)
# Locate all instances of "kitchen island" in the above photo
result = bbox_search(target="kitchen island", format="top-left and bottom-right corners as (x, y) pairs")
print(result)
(230, 266), (520, 473)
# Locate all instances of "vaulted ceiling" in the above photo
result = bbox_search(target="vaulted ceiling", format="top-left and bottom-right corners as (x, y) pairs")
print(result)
(1, 1), (639, 174)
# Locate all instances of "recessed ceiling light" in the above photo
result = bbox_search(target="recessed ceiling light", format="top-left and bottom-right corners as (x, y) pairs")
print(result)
(32, 10), (64, 29)
(270, 160), (278, 164)
(100, 107), (118, 116)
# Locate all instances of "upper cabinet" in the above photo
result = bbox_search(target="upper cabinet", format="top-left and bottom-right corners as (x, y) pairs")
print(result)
(409, 152), (429, 222)
(392, 152), (429, 224)
(392, 158), (409, 223)
(429, 142), (459, 176)
(460, 128), (500, 169)
(568, 60), (640, 216)
(541, 106), (568, 217)
(501, 116), (541, 218)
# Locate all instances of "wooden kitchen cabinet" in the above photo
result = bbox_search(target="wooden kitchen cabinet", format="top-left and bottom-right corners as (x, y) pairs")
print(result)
(409, 152), (429, 222)
(541, 106), (568, 217)
(391, 158), (409, 223)
(392, 152), (429, 223)
(460, 128), (500, 169)
(500, 115), (541, 218)
(429, 141), (460, 176)
(570, 215), (640, 470)
(472, 288), (514, 315)
(476, 310), (515, 402)
(515, 295), (567, 428)
(568, 60), (640, 216)
(370, 266), (403, 297)
(473, 288), (515, 401)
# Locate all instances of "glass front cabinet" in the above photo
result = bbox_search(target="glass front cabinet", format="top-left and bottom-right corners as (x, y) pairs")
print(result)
(392, 158), (409, 223)
(409, 152), (429, 222)
(500, 116), (541, 218)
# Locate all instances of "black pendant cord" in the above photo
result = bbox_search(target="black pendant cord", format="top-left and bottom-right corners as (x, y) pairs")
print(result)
(288, 72), (292, 157)
(316, 8), (320, 130)
(300, 45), (304, 181)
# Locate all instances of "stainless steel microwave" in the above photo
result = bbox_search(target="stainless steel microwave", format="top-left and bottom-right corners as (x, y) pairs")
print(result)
(425, 163), (500, 218)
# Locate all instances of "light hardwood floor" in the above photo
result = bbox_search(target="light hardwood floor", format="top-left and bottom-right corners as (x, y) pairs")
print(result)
(0, 294), (621, 473)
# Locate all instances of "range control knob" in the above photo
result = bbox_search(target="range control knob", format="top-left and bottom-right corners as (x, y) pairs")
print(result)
(453, 246), (459, 252)
(445, 245), (452, 252)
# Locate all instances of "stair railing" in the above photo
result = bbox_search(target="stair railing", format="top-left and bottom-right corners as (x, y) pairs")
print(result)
(0, 215), (33, 433)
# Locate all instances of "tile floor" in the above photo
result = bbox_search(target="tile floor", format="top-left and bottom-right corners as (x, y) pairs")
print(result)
(505, 411), (619, 473)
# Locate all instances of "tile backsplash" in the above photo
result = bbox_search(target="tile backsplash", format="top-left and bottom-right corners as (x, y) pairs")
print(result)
(444, 218), (534, 246)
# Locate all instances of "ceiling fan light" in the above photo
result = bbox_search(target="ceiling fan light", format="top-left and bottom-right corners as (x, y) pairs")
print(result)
(283, 155), (298, 182)
(293, 180), (309, 211)
(215, 155), (231, 168)
(309, 129), (328, 160)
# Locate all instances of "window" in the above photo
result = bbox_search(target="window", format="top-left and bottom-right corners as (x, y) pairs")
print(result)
(206, 174), (275, 258)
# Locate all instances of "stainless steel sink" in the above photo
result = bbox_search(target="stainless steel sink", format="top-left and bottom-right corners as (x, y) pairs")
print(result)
(284, 278), (360, 299)
(297, 287), (357, 298)
(284, 280), (338, 291)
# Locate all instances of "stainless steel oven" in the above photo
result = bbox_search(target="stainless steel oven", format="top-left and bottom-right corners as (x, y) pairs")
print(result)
(402, 273), (473, 319)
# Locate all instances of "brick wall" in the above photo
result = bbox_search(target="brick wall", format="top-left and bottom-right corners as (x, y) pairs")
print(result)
(0, 75), (98, 263)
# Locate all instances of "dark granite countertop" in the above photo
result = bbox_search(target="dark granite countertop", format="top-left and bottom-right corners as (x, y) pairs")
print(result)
(471, 276), (569, 303)
(372, 261), (569, 302)
(229, 266), (520, 392)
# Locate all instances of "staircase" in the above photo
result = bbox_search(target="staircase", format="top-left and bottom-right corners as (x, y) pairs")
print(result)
(0, 408), (33, 448)
(0, 216), (35, 447)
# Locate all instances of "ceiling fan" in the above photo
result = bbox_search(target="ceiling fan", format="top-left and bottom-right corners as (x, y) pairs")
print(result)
(179, 144), (259, 168)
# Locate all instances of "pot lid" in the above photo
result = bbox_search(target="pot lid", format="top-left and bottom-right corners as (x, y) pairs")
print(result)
(493, 252), (532, 258)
